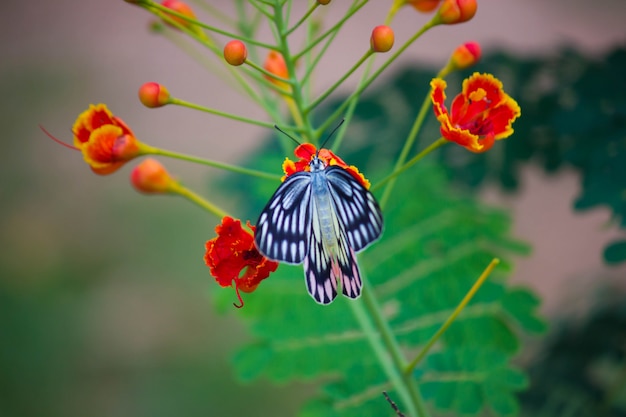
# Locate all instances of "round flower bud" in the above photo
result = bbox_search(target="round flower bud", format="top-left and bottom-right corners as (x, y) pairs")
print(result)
(223, 40), (247, 66)
(317, 0), (331, 4)
(370, 25), (394, 53)
(408, 0), (440, 12)
(131, 158), (176, 194)
(449, 41), (481, 70)
(436, 0), (477, 24)
(138, 82), (170, 108)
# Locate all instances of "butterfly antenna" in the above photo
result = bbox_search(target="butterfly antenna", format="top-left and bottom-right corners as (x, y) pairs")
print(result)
(274, 125), (302, 146)
(319, 118), (345, 150)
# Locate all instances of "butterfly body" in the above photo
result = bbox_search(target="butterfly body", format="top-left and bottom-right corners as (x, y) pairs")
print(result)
(255, 152), (383, 304)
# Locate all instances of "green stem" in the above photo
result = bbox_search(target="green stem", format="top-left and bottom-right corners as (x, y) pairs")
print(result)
(285, 2), (319, 36)
(293, 0), (368, 61)
(318, 18), (438, 134)
(377, 64), (450, 208)
(272, 3), (316, 142)
(168, 97), (288, 130)
(350, 279), (430, 417)
(404, 258), (500, 374)
(305, 50), (374, 114)
(374, 137), (447, 194)
(171, 183), (230, 219)
(145, 146), (282, 181)
(141, 0), (277, 49)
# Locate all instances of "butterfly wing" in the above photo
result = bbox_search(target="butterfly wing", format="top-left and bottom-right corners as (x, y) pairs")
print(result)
(303, 194), (361, 304)
(324, 166), (384, 252)
(254, 172), (312, 264)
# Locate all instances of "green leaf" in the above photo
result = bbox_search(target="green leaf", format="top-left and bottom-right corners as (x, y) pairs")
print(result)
(218, 157), (541, 416)
(420, 348), (528, 416)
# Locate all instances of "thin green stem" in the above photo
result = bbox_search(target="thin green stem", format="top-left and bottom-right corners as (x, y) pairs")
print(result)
(244, 59), (293, 88)
(285, 1), (318, 35)
(305, 50), (374, 114)
(168, 97), (290, 131)
(319, 18), (438, 134)
(350, 278), (430, 417)
(272, 3), (316, 142)
(377, 64), (451, 208)
(146, 146), (282, 181)
(293, 0), (368, 61)
(404, 258), (501, 375)
(141, 0), (277, 49)
(172, 183), (230, 219)
(373, 137), (446, 193)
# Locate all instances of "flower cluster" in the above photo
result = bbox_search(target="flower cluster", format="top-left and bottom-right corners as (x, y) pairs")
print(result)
(50, 0), (521, 306)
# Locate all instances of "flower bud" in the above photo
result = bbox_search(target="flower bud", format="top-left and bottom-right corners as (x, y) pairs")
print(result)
(370, 25), (394, 53)
(138, 82), (170, 108)
(317, 0), (331, 4)
(131, 158), (176, 194)
(223, 40), (247, 66)
(263, 51), (290, 90)
(408, 0), (440, 12)
(436, 0), (477, 24)
(449, 41), (481, 70)
(161, 0), (198, 29)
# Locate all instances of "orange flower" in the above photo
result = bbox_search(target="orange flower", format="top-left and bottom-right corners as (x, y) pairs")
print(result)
(72, 104), (151, 174)
(282, 143), (370, 189)
(204, 217), (279, 306)
(430, 73), (521, 153)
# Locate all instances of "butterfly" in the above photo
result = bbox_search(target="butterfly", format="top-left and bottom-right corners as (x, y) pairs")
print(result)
(254, 137), (383, 304)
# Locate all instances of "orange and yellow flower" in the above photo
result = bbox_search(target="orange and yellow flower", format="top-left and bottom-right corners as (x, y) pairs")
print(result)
(430, 73), (521, 153)
(204, 216), (279, 304)
(281, 143), (370, 189)
(72, 104), (151, 174)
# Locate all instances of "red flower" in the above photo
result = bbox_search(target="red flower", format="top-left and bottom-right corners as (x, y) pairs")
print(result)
(430, 73), (521, 153)
(282, 143), (371, 189)
(72, 104), (151, 174)
(204, 216), (278, 306)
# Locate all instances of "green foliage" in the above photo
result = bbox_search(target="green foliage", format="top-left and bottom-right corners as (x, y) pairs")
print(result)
(219, 149), (545, 416)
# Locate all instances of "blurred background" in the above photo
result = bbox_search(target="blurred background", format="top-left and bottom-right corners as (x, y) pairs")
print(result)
(1, 1), (625, 416)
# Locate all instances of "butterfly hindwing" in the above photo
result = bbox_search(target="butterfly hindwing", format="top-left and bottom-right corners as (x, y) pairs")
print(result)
(255, 172), (312, 264)
(303, 196), (362, 304)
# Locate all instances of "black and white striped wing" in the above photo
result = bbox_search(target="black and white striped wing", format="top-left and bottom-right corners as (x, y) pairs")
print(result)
(254, 172), (312, 264)
(325, 166), (384, 252)
(303, 196), (362, 304)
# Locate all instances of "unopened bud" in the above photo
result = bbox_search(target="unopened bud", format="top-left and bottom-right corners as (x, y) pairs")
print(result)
(131, 158), (176, 194)
(436, 0), (477, 24)
(449, 41), (481, 70)
(223, 40), (247, 66)
(138, 82), (171, 108)
(370, 25), (395, 53)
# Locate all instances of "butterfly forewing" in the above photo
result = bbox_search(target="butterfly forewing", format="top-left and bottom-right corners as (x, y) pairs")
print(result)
(255, 172), (312, 264)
